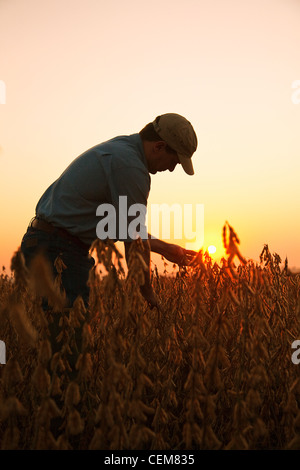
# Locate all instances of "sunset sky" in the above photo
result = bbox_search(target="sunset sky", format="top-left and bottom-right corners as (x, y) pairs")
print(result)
(1, 0), (300, 273)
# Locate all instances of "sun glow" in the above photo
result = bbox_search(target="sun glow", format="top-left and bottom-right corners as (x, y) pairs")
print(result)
(207, 245), (217, 255)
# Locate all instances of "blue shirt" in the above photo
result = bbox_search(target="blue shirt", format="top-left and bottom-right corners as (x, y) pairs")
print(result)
(36, 134), (151, 245)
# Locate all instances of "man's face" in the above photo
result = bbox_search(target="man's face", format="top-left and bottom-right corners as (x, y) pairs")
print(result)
(148, 142), (180, 175)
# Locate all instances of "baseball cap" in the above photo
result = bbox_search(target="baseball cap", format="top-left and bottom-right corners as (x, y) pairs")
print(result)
(152, 113), (198, 175)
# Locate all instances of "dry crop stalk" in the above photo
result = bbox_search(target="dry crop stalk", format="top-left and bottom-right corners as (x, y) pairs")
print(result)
(1, 224), (300, 449)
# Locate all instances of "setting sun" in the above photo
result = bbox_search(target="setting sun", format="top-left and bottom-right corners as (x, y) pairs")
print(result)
(208, 245), (217, 255)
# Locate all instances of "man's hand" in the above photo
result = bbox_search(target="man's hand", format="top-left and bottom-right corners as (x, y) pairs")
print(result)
(148, 236), (198, 266)
(165, 245), (198, 266)
(140, 283), (159, 309)
(125, 239), (159, 310)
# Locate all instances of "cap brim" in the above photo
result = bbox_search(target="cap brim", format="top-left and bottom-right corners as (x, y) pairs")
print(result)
(178, 154), (194, 175)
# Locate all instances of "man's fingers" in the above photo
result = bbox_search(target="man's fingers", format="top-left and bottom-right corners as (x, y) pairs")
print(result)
(148, 298), (160, 311)
(180, 249), (198, 266)
(140, 285), (160, 310)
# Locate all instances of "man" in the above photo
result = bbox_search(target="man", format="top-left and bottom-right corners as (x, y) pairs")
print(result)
(21, 113), (198, 310)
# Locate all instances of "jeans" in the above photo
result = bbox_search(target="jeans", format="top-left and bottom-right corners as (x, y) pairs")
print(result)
(21, 226), (95, 385)
(21, 226), (95, 438)
(21, 226), (94, 308)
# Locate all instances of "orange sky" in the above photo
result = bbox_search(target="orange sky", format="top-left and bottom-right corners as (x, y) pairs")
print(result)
(1, 0), (300, 273)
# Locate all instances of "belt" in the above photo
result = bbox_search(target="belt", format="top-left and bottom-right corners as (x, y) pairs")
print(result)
(30, 217), (90, 251)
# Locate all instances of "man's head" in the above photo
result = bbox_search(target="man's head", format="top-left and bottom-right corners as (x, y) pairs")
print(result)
(139, 113), (198, 175)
